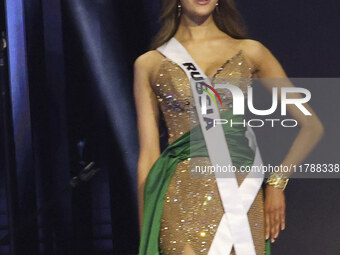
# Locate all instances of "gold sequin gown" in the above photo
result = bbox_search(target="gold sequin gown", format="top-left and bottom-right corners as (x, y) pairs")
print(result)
(151, 50), (266, 255)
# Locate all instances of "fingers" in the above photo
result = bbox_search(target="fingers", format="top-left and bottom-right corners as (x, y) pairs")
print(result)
(265, 206), (286, 243)
(265, 211), (270, 240)
(280, 207), (286, 230)
(269, 209), (275, 243)
(264, 187), (286, 243)
(271, 209), (280, 242)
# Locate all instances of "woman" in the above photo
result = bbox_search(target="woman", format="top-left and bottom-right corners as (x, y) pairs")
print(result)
(134, 0), (324, 254)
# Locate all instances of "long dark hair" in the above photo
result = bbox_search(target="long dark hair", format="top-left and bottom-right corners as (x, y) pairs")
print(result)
(150, 0), (248, 49)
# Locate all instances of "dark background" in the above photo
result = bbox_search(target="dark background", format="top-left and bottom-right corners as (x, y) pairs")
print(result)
(0, 0), (340, 254)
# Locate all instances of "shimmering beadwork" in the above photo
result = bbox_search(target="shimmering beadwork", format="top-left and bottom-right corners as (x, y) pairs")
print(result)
(152, 51), (265, 255)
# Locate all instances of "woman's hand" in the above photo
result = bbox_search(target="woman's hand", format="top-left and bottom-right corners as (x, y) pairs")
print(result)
(264, 185), (286, 243)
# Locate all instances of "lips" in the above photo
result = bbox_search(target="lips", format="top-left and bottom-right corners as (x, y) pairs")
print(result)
(196, 0), (210, 6)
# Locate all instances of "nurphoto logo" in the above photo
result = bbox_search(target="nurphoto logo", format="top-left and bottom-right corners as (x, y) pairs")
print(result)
(196, 81), (312, 128)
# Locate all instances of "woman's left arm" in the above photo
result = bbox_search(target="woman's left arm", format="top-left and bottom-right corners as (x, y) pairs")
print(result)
(243, 39), (325, 243)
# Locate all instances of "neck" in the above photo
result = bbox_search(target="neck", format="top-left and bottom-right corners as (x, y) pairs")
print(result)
(175, 14), (221, 42)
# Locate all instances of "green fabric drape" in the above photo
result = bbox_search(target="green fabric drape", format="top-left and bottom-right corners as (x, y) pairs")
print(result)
(138, 109), (271, 255)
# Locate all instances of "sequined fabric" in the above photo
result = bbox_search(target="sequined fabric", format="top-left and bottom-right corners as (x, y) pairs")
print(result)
(152, 51), (265, 255)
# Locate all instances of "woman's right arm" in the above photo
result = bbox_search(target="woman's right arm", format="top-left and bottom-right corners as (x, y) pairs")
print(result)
(133, 52), (161, 233)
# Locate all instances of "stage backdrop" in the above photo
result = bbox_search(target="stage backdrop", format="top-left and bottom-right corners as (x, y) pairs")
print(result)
(1, 0), (339, 254)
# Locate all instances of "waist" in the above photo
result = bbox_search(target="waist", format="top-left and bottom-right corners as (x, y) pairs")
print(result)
(164, 110), (255, 168)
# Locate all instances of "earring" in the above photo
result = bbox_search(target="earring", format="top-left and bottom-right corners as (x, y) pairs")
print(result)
(177, 3), (182, 18)
(215, 1), (219, 14)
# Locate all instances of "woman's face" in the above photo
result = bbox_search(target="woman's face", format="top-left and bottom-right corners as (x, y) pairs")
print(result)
(180, 0), (218, 18)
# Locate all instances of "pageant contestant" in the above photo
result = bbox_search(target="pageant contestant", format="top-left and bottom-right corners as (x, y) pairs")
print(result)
(134, 0), (324, 254)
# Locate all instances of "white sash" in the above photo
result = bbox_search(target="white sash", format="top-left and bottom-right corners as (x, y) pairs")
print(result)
(157, 37), (264, 255)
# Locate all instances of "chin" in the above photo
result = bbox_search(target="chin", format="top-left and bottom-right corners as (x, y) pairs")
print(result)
(186, 6), (216, 18)
(182, 0), (217, 17)
(193, 6), (214, 16)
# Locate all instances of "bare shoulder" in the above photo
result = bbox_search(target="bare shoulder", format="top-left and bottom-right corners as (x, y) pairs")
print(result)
(240, 39), (269, 56)
(134, 50), (164, 85)
(134, 50), (163, 69)
(239, 39), (270, 61)
(238, 39), (287, 78)
(238, 39), (276, 71)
